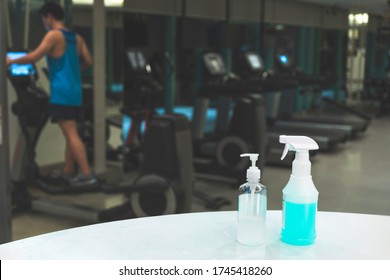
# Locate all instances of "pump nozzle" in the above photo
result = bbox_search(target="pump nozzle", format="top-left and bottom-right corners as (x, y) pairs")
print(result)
(241, 153), (259, 167)
(279, 135), (319, 160)
(241, 153), (261, 182)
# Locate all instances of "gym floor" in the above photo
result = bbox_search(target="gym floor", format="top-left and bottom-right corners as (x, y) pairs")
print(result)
(10, 114), (390, 242)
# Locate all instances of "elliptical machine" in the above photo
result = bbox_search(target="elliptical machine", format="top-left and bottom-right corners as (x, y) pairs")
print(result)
(121, 49), (164, 171)
(8, 51), (194, 221)
(119, 49), (232, 210)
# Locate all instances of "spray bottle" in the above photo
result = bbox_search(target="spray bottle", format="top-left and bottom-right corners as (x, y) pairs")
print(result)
(237, 153), (267, 246)
(279, 135), (319, 246)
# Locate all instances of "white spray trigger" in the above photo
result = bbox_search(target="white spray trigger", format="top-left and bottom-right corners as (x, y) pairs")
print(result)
(279, 135), (319, 161)
(281, 143), (291, 160)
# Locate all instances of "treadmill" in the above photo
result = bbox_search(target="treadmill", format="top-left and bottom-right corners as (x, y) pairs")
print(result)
(192, 52), (268, 182)
(272, 51), (369, 139)
(238, 51), (348, 153)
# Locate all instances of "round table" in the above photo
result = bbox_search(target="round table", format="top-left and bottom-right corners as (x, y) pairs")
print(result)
(1, 211), (389, 259)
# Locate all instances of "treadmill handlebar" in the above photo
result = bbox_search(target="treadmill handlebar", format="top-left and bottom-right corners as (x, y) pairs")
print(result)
(198, 83), (263, 98)
(245, 77), (299, 91)
(276, 72), (329, 87)
(198, 72), (263, 98)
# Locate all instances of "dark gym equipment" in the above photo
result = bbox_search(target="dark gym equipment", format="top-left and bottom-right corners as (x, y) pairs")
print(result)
(272, 51), (370, 139)
(237, 51), (349, 155)
(192, 52), (267, 182)
(8, 51), (193, 222)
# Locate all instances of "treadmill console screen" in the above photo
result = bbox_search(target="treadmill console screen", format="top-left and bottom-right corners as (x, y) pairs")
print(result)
(137, 52), (146, 69)
(127, 51), (138, 69)
(246, 53), (263, 71)
(279, 54), (288, 64)
(126, 50), (146, 71)
(277, 52), (292, 69)
(203, 53), (226, 75)
(7, 52), (36, 77)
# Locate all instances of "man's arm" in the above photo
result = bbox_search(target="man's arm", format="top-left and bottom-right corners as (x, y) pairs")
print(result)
(6, 32), (56, 66)
(77, 35), (93, 70)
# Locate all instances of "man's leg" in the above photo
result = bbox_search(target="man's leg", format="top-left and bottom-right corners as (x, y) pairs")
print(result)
(58, 120), (91, 176)
(63, 141), (75, 175)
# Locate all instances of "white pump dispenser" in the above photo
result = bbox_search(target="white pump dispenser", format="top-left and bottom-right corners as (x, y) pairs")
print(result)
(237, 153), (266, 246)
(279, 135), (319, 246)
(242, 153), (261, 186)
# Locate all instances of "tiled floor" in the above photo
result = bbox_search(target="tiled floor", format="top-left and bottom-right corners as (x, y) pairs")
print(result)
(9, 114), (390, 241)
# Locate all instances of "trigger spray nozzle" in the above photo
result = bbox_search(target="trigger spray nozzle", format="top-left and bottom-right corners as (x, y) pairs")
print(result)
(281, 143), (290, 161)
(240, 153), (261, 183)
(279, 135), (319, 160)
(279, 135), (319, 177)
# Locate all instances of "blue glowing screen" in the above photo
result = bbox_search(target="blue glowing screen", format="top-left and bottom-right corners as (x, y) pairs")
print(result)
(7, 52), (36, 77)
(279, 54), (289, 65)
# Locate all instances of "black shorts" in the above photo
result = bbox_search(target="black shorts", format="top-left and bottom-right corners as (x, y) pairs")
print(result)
(50, 104), (82, 123)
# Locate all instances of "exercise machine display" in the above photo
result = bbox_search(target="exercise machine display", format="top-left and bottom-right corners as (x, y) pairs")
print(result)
(273, 51), (329, 87)
(239, 52), (299, 92)
(8, 51), (193, 222)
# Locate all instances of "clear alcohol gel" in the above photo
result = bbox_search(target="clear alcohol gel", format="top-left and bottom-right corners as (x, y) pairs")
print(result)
(237, 153), (267, 246)
(279, 135), (319, 246)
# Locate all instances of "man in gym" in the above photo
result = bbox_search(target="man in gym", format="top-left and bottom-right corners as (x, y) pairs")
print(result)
(6, 1), (97, 187)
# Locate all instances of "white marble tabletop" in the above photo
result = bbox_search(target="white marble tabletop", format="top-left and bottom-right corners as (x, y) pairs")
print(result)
(1, 210), (389, 260)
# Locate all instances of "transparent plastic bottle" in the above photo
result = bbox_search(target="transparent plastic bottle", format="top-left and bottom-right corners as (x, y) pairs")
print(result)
(237, 182), (267, 246)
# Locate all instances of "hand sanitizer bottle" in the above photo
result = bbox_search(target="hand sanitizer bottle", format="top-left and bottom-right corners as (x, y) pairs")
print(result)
(279, 135), (319, 246)
(237, 153), (267, 246)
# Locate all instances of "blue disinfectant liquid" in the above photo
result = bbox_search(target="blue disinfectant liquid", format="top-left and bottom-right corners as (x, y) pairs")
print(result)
(281, 201), (317, 245)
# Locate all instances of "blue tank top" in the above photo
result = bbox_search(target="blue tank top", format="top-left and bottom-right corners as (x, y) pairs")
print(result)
(47, 29), (82, 106)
